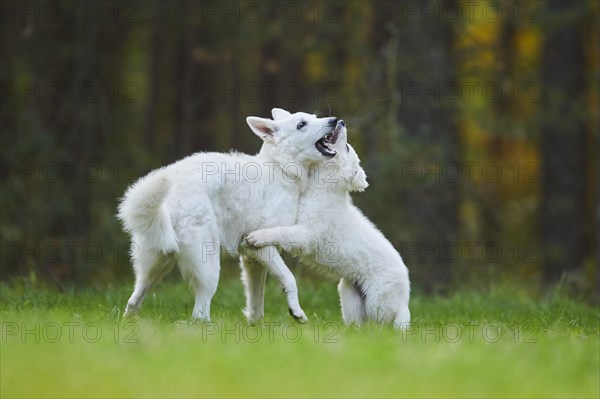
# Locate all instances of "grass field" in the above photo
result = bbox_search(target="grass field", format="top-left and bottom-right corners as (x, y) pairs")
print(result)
(1, 273), (598, 398)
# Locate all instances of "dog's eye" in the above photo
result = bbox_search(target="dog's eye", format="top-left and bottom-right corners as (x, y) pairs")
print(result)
(296, 121), (307, 130)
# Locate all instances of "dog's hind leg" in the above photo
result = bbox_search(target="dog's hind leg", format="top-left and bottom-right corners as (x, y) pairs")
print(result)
(338, 278), (367, 325)
(240, 255), (268, 323)
(177, 228), (220, 321)
(393, 306), (411, 331)
(363, 274), (411, 329)
(124, 243), (175, 317)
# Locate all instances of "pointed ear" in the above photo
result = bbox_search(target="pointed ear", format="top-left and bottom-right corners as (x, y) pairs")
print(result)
(350, 168), (369, 192)
(271, 108), (291, 120)
(246, 117), (278, 142)
(345, 144), (368, 192)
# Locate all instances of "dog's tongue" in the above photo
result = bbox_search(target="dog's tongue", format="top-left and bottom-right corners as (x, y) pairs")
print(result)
(325, 126), (340, 145)
(315, 137), (336, 158)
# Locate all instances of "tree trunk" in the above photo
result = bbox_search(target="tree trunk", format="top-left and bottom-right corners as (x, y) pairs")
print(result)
(391, 0), (460, 291)
(539, 0), (587, 282)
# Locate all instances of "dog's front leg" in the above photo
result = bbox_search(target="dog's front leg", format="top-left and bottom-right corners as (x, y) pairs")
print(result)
(244, 245), (308, 323)
(245, 225), (312, 252)
(240, 255), (268, 324)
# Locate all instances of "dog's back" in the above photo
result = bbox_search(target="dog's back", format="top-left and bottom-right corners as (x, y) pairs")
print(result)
(119, 151), (301, 255)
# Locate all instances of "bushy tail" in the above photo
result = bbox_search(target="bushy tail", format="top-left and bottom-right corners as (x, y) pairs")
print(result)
(117, 171), (179, 253)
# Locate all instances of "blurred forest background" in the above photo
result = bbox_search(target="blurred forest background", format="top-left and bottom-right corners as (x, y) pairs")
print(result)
(1, 0), (598, 298)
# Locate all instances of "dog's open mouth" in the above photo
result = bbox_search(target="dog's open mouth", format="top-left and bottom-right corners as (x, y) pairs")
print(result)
(315, 124), (341, 158)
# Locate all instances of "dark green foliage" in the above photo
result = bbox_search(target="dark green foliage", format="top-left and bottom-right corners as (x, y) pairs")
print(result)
(0, 1), (597, 298)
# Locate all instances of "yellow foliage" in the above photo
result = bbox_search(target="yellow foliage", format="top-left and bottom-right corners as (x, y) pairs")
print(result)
(305, 52), (325, 81)
(515, 27), (541, 62)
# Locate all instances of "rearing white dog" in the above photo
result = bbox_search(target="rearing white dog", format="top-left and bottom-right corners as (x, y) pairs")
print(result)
(246, 114), (411, 328)
(118, 109), (342, 322)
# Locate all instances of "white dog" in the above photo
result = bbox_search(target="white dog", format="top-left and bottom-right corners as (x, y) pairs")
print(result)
(245, 119), (411, 328)
(118, 109), (342, 322)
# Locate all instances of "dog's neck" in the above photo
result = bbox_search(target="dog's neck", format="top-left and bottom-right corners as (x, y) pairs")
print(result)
(300, 166), (353, 222)
(257, 144), (311, 189)
(307, 161), (354, 195)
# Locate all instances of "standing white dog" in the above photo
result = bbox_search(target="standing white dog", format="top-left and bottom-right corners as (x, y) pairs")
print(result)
(118, 109), (342, 322)
(245, 118), (411, 328)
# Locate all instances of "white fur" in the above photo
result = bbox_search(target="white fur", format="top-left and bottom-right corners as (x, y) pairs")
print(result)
(118, 109), (340, 322)
(246, 128), (411, 329)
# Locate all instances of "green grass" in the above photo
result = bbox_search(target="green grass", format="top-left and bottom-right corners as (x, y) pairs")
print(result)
(1, 274), (598, 398)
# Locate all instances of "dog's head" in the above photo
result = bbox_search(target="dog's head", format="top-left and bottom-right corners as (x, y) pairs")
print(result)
(303, 118), (369, 193)
(327, 122), (369, 192)
(246, 108), (342, 165)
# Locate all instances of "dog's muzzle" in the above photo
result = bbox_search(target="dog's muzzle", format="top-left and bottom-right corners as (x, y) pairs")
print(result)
(315, 119), (345, 158)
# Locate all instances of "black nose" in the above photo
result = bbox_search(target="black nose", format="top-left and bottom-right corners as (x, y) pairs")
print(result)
(328, 118), (338, 127)
(338, 120), (345, 127)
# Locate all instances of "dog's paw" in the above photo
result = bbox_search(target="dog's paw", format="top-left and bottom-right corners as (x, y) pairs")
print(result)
(244, 232), (262, 247)
(244, 230), (273, 247)
(243, 309), (264, 325)
(123, 306), (138, 318)
(288, 307), (308, 324)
